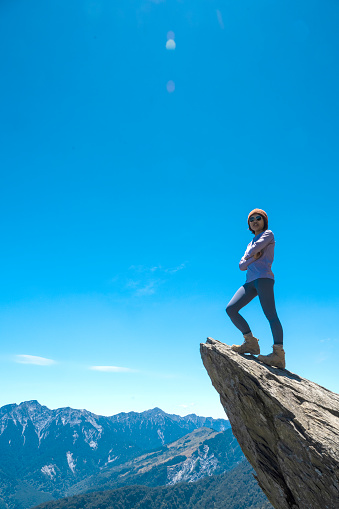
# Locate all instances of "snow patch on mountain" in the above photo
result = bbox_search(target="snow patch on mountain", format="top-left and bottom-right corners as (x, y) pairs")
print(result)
(0, 416), (14, 435)
(157, 429), (165, 445)
(106, 454), (119, 465)
(167, 445), (219, 485)
(41, 464), (57, 479)
(83, 427), (102, 447)
(66, 452), (76, 473)
(60, 415), (81, 427)
(83, 412), (103, 432)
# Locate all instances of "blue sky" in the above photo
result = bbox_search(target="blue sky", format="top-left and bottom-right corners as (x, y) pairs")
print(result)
(0, 0), (338, 419)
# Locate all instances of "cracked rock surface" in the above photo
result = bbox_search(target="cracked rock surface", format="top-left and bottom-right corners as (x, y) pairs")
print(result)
(200, 338), (339, 509)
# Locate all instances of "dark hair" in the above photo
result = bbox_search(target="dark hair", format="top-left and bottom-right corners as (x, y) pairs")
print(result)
(249, 215), (268, 234)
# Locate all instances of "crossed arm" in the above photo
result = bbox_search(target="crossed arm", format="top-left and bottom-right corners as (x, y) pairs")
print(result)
(239, 254), (257, 271)
(239, 230), (274, 271)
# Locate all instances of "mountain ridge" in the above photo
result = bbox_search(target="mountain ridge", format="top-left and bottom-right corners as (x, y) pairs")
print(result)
(1, 401), (228, 431)
(0, 400), (230, 509)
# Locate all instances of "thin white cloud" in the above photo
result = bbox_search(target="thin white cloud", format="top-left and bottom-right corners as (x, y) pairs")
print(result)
(126, 279), (160, 295)
(165, 262), (186, 274)
(90, 366), (135, 373)
(128, 265), (161, 273)
(128, 263), (186, 275)
(123, 263), (187, 296)
(135, 280), (159, 296)
(126, 279), (142, 289)
(15, 355), (56, 366)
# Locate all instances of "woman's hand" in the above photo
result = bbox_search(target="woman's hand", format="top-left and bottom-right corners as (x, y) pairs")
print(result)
(254, 251), (262, 260)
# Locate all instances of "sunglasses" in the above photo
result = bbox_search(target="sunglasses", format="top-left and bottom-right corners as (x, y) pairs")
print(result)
(249, 215), (263, 222)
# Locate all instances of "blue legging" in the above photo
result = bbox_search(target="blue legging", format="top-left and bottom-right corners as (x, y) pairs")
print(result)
(226, 278), (283, 345)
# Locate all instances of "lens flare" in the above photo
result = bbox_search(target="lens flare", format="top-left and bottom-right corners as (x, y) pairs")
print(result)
(166, 39), (176, 50)
(166, 80), (175, 93)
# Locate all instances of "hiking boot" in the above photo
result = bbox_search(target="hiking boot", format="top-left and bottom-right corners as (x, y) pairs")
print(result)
(258, 344), (286, 369)
(231, 333), (260, 355)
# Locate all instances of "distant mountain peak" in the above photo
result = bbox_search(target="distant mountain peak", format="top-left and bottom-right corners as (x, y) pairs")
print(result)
(20, 399), (41, 406)
(143, 407), (166, 415)
(18, 400), (43, 411)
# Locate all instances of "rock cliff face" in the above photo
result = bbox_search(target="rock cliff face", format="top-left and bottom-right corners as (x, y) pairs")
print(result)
(200, 338), (339, 509)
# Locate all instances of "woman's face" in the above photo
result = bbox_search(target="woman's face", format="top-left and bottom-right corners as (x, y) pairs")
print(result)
(249, 214), (264, 234)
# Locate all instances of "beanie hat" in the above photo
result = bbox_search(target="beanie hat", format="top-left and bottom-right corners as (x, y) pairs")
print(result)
(248, 209), (268, 233)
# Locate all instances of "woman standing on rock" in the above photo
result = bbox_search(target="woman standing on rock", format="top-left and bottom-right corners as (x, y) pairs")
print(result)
(226, 209), (285, 369)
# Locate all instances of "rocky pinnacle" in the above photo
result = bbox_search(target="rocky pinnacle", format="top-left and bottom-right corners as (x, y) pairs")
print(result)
(200, 338), (339, 509)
